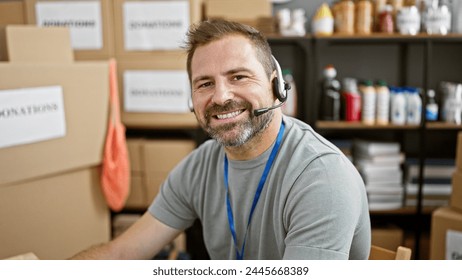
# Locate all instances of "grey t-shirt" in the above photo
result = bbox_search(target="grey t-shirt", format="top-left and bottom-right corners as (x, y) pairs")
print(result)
(149, 116), (371, 259)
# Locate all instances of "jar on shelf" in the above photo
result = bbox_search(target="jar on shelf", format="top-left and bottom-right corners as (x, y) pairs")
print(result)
(423, 0), (452, 35)
(355, 0), (373, 34)
(333, 0), (355, 34)
(396, 5), (421, 35)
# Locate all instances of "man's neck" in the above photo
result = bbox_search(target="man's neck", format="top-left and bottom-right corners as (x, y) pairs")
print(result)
(224, 113), (283, 161)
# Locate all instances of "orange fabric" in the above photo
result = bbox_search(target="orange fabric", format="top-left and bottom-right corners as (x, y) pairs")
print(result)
(101, 59), (130, 212)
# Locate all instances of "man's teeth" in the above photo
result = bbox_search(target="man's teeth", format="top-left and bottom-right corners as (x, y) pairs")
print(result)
(216, 110), (242, 119)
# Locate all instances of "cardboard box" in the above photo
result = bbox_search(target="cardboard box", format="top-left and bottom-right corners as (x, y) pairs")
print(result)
(143, 139), (195, 204)
(127, 138), (144, 173)
(124, 138), (195, 209)
(456, 131), (462, 171)
(0, 25), (109, 186)
(0, 167), (110, 260)
(24, 0), (114, 60)
(0, 0), (26, 62)
(113, 0), (203, 59)
(371, 226), (404, 251)
(451, 171), (462, 212)
(430, 207), (462, 259)
(204, 0), (271, 22)
(126, 174), (148, 208)
(6, 25), (74, 63)
(4, 252), (40, 260)
(0, 0), (26, 25)
(117, 58), (198, 129)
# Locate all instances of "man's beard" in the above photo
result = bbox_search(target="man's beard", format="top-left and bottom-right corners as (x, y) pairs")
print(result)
(200, 100), (273, 147)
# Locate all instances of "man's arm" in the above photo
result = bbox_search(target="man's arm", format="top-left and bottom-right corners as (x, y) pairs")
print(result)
(70, 212), (181, 259)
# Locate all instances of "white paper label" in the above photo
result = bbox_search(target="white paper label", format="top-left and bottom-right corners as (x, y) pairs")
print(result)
(0, 86), (66, 149)
(35, 1), (103, 50)
(124, 70), (190, 113)
(446, 229), (462, 260)
(123, 1), (189, 50)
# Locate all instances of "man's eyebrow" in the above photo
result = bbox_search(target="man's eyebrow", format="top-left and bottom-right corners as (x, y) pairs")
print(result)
(192, 75), (211, 86)
(225, 67), (253, 75)
(192, 67), (254, 85)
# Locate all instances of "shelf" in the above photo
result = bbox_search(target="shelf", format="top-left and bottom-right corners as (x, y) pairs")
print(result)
(314, 33), (462, 43)
(316, 121), (420, 130)
(426, 122), (462, 130)
(370, 206), (439, 216)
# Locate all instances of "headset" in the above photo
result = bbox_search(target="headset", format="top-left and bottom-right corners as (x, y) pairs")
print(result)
(271, 55), (290, 103)
(189, 55), (290, 116)
(253, 55), (291, 116)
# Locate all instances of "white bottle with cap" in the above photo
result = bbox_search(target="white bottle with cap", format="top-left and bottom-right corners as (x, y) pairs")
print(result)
(375, 80), (390, 125)
(390, 87), (406, 125)
(406, 87), (422, 125)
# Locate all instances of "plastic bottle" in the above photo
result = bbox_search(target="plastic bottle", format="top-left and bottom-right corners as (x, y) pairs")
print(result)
(360, 80), (376, 125)
(406, 87), (422, 125)
(375, 80), (390, 125)
(378, 4), (394, 33)
(312, 3), (334, 36)
(282, 69), (297, 117)
(425, 89), (439, 121)
(321, 65), (341, 121)
(396, 5), (421, 35)
(342, 78), (361, 121)
(423, 0), (452, 35)
(390, 86), (406, 125)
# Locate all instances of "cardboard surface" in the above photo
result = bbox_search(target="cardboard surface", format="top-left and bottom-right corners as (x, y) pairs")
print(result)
(451, 171), (462, 212)
(24, 0), (114, 60)
(0, 62), (109, 186)
(127, 138), (144, 173)
(0, 0), (27, 62)
(0, 167), (110, 260)
(113, 0), (203, 59)
(371, 226), (404, 251)
(144, 139), (195, 203)
(126, 175), (147, 208)
(6, 25), (74, 63)
(117, 57), (198, 129)
(204, 0), (271, 21)
(457, 131), (462, 171)
(1, 25), (109, 185)
(125, 139), (195, 209)
(430, 207), (462, 259)
(0, 1), (26, 25)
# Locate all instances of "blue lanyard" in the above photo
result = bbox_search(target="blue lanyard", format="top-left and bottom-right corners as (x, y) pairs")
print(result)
(223, 121), (285, 260)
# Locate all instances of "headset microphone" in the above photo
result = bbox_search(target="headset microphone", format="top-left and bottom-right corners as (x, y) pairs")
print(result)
(254, 102), (286, 116)
(253, 55), (291, 117)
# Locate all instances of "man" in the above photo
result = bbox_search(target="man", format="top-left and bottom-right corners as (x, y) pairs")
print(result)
(72, 19), (370, 260)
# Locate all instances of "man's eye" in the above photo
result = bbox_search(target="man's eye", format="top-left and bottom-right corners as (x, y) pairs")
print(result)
(199, 81), (212, 88)
(233, 75), (246, 81)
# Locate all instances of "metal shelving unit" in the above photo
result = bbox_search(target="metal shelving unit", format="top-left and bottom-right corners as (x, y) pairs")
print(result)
(268, 33), (462, 259)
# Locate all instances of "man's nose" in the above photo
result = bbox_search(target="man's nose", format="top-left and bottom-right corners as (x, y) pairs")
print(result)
(211, 80), (234, 105)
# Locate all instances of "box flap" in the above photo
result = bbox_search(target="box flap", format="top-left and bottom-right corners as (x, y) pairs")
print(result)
(6, 25), (74, 63)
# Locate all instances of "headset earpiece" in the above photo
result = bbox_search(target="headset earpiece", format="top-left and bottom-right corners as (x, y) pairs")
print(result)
(188, 95), (194, 112)
(271, 55), (290, 103)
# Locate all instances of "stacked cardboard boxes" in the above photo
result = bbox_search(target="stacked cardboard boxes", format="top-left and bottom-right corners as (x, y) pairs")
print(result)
(0, 26), (110, 259)
(125, 139), (196, 209)
(112, 0), (200, 128)
(24, 0), (115, 61)
(430, 132), (462, 259)
(3, 0), (203, 128)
